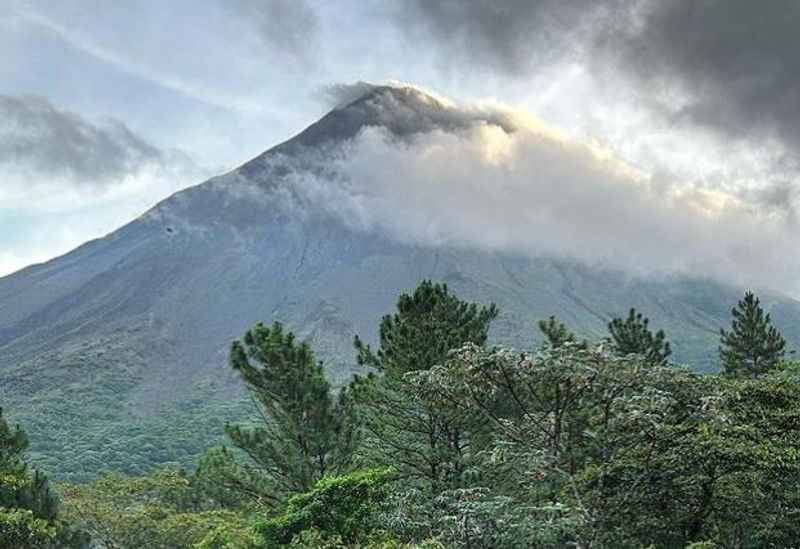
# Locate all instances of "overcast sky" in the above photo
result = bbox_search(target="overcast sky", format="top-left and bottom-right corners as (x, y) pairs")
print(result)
(3, 1), (800, 292)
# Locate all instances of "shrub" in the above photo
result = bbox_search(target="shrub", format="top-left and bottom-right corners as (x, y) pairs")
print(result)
(0, 507), (57, 549)
(257, 468), (395, 547)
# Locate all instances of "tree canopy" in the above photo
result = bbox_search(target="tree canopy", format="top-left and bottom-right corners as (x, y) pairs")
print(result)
(11, 283), (800, 548)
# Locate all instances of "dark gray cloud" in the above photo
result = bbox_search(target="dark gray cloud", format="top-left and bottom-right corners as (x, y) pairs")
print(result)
(399, 0), (800, 154)
(0, 94), (170, 186)
(227, 0), (319, 63)
(603, 0), (800, 148)
(398, 0), (617, 73)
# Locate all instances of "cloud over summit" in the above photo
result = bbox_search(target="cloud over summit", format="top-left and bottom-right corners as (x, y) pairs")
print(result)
(285, 88), (800, 292)
(397, 0), (800, 159)
(602, 0), (800, 149)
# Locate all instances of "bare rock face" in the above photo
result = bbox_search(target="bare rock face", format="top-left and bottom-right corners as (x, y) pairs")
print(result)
(3, 84), (800, 480)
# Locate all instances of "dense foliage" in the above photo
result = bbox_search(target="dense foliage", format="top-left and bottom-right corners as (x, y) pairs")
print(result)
(4, 282), (799, 547)
(58, 469), (258, 548)
(0, 408), (85, 548)
(2, 353), (252, 483)
(256, 468), (396, 547)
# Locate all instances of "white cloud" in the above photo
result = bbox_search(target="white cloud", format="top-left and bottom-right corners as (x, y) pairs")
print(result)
(287, 103), (800, 293)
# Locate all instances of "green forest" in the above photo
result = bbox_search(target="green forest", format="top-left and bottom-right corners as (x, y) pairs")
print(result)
(3, 282), (800, 548)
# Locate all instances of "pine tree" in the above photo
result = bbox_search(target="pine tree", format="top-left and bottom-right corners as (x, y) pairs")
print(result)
(719, 291), (786, 378)
(0, 407), (28, 470)
(225, 322), (351, 505)
(355, 280), (498, 378)
(608, 308), (671, 365)
(352, 281), (498, 492)
(538, 315), (584, 348)
(0, 407), (58, 522)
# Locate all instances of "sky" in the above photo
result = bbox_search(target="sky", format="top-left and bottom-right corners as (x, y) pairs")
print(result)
(2, 0), (800, 292)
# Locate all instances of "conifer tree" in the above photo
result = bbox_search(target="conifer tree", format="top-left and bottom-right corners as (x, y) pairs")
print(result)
(355, 281), (498, 378)
(0, 407), (28, 470)
(608, 308), (671, 365)
(0, 407), (58, 522)
(719, 291), (786, 378)
(538, 315), (583, 348)
(0, 408), (87, 548)
(352, 281), (498, 492)
(225, 322), (351, 504)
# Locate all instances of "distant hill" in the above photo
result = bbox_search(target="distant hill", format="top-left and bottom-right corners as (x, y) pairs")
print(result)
(3, 84), (800, 481)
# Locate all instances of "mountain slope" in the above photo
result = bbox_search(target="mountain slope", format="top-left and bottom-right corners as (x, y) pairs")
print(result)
(3, 84), (800, 480)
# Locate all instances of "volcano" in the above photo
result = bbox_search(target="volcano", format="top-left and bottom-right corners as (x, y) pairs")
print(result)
(3, 84), (800, 480)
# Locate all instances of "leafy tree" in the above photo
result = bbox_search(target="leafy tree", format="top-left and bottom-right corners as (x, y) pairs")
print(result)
(607, 308), (671, 364)
(378, 484), (557, 549)
(414, 343), (710, 547)
(415, 339), (800, 547)
(226, 322), (352, 505)
(417, 343), (666, 473)
(59, 469), (256, 549)
(256, 468), (395, 547)
(719, 291), (787, 378)
(0, 507), (57, 549)
(584, 376), (800, 547)
(352, 281), (498, 492)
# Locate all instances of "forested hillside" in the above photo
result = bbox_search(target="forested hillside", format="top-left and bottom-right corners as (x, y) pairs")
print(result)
(7, 0), (800, 545)
(5, 86), (800, 483)
(3, 281), (800, 548)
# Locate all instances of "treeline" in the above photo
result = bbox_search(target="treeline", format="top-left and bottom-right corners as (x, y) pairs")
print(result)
(2, 283), (799, 548)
